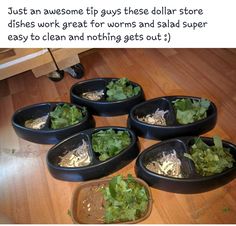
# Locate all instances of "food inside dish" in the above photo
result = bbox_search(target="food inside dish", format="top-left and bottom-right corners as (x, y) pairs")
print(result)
(137, 108), (168, 126)
(184, 136), (235, 176)
(24, 115), (48, 129)
(80, 78), (141, 102)
(172, 98), (210, 124)
(79, 183), (105, 223)
(146, 150), (182, 178)
(58, 139), (91, 167)
(101, 175), (149, 223)
(73, 175), (150, 224)
(106, 78), (141, 101)
(81, 90), (104, 101)
(92, 129), (131, 161)
(50, 104), (84, 129)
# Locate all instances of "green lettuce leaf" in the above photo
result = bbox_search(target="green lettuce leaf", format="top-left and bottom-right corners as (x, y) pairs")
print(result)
(92, 129), (131, 161)
(213, 135), (223, 149)
(172, 98), (210, 124)
(106, 78), (141, 101)
(50, 104), (84, 129)
(184, 136), (235, 176)
(101, 175), (149, 223)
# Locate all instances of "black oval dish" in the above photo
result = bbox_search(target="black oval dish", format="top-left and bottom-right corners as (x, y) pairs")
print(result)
(12, 102), (95, 144)
(46, 126), (140, 181)
(128, 96), (217, 140)
(70, 78), (145, 116)
(135, 137), (236, 194)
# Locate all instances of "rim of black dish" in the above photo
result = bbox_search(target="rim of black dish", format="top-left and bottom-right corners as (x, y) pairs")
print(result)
(46, 126), (137, 171)
(129, 95), (217, 128)
(12, 102), (90, 133)
(137, 137), (236, 182)
(70, 77), (144, 104)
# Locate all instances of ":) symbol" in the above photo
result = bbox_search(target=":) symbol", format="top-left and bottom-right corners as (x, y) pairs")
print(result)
(164, 34), (168, 41)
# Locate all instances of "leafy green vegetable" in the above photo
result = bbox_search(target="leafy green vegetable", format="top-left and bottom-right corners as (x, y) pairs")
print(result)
(222, 207), (231, 213)
(106, 78), (141, 101)
(184, 136), (235, 176)
(50, 104), (84, 129)
(172, 98), (210, 124)
(67, 209), (72, 217)
(101, 175), (149, 223)
(92, 129), (131, 161)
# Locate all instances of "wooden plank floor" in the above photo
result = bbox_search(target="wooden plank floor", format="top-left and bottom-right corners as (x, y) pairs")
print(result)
(0, 48), (236, 223)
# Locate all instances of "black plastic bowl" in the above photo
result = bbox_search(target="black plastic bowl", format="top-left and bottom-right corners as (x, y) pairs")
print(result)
(12, 102), (95, 144)
(46, 126), (140, 181)
(128, 96), (217, 140)
(135, 137), (236, 194)
(70, 78), (145, 116)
